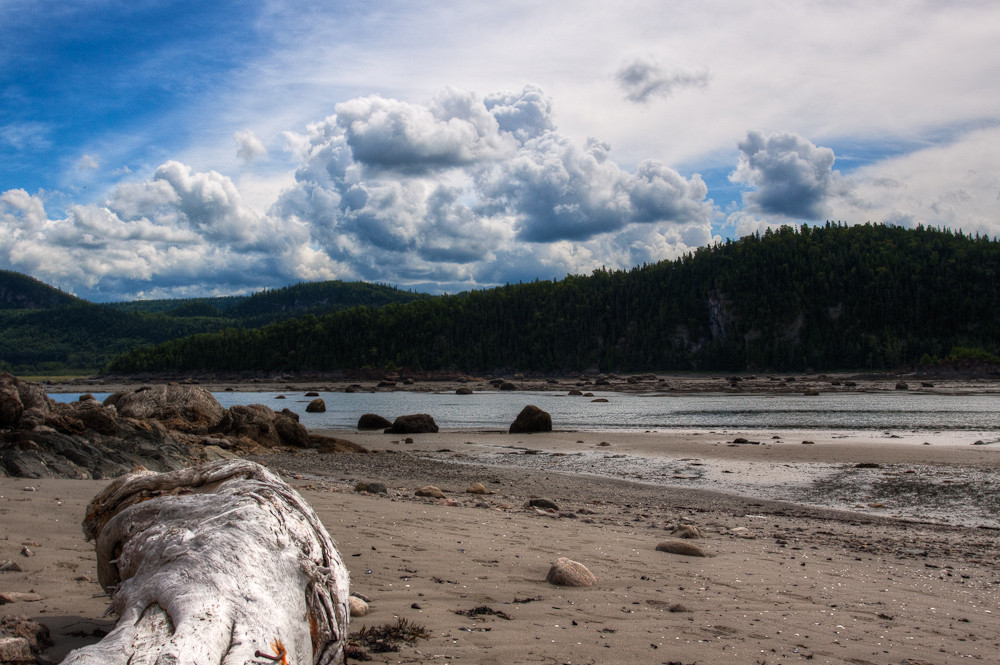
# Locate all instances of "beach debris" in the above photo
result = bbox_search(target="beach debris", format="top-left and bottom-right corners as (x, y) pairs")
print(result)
(306, 397), (327, 412)
(385, 414), (439, 434)
(655, 539), (708, 557)
(670, 524), (704, 539)
(18, 547), (32, 558)
(355, 481), (388, 494)
(466, 482), (489, 494)
(455, 606), (511, 620)
(350, 596), (371, 617)
(415, 485), (446, 499)
(357, 413), (392, 430)
(508, 404), (552, 433)
(546, 557), (598, 587)
(59, 459), (350, 665)
(527, 498), (560, 511)
(349, 618), (428, 655)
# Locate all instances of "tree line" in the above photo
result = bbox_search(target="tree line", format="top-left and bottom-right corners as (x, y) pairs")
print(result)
(106, 222), (1000, 375)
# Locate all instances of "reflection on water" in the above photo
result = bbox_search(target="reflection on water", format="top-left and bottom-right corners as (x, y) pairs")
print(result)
(52, 390), (1000, 432)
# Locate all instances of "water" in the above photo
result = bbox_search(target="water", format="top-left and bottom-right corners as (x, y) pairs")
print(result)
(52, 390), (1000, 433)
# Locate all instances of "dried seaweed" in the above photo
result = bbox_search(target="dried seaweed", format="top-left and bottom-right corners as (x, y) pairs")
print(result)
(454, 605), (512, 620)
(349, 617), (429, 654)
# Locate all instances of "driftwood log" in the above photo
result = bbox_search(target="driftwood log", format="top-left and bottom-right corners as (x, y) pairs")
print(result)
(60, 460), (350, 665)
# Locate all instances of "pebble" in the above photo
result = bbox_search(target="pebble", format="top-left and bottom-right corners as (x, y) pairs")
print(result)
(671, 524), (703, 539)
(466, 482), (489, 494)
(546, 557), (598, 587)
(415, 485), (446, 499)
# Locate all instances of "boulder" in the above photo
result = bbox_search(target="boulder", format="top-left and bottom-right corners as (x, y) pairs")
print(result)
(106, 385), (226, 434)
(455, 387), (473, 395)
(386, 414), (439, 434)
(415, 485), (446, 499)
(509, 405), (552, 434)
(358, 413), (393, 430)
(0, 373), (53, 429)
(545, 557), (597, 587)
(305, 398), (326, 413)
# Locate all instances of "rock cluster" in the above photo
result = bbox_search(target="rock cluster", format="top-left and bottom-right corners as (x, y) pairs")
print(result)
(0, 373), (360, 479)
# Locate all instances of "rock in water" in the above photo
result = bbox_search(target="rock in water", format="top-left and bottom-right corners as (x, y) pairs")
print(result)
(306, 398), (327, 413)
(357, 413), (393, 430)
(546, 557), (597, 587)
(656, 539), (708, 557)
(386, 414), (439, 434)
(509, 405), (552, 434)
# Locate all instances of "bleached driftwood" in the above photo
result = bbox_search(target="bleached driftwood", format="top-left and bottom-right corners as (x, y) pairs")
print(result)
(60, 459), (349, 665)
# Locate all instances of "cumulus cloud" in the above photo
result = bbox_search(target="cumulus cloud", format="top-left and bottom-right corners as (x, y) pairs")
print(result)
(615, 58), (710, 103)
(730, 130), (848, 220)
(234, 129), (267, 164)
(77, 154), (100, 171)
(0, 85), (715, 300)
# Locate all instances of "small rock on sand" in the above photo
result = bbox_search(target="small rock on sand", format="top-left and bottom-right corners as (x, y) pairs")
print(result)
(527, 498), (559, 511)
(671, 524), (703, 539)
(0, 592), (43, 604)
(546, 557), (597, 587)
(349, 596), (370, 617)
(466, 482), (489, 494)
(415, 485), (446, 499)
(655, 539), (708, 557)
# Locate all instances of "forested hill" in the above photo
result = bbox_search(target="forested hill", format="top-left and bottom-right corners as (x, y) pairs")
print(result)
(0, 278), (428, 375)
(0, 270), (82, 310)
(107, 223), (1000, 375)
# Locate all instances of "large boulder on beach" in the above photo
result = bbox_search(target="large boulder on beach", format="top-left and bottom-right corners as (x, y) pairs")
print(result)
(386, 413), (439, 434)
(509, 405), (552, 434)
(225, 403), (310, 448)
(0, 373), (53, 428)
(105, 384), (227, 434)
(358, 413), (393, 430)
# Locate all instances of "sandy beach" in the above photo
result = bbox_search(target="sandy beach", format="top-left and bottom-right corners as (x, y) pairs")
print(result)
(3, 422), (1000, 664)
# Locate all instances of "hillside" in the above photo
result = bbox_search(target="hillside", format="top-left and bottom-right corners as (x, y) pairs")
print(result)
(0, 277), (428, 375)
(0, 270), (83, 310)
(106, 223), (1000, 375)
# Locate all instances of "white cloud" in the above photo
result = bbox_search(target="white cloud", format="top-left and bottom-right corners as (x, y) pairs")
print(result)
(76, 154), (100, 171)
(234, 129), (267, 164)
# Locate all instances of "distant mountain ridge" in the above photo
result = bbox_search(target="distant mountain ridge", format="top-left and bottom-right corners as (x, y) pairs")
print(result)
(0, 275), (428, 375)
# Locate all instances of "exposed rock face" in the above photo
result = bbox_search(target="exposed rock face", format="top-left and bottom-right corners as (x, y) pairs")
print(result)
(357, 413), (393, 430)
(386, 414), (439, 434)
(106, 384), (227, 434)
(509, 405), (552, 434)
(1, 375), (363, 478)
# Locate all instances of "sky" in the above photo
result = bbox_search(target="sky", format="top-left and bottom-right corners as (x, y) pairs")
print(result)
(2, 0), (999, 302)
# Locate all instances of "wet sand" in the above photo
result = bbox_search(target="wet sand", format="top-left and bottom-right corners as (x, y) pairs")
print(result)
(3, 426), (1000, 664)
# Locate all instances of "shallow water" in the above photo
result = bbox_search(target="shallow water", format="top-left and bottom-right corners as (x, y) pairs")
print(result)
(53, 390), (1000, 433)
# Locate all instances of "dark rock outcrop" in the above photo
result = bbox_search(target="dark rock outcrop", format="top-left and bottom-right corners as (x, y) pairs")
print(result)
(509, 405), (552, 434)
(386, 414), (439, 434)
(357, 413), (393, 430)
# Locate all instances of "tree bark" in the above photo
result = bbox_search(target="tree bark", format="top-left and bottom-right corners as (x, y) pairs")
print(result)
(60, 459), (350, 665)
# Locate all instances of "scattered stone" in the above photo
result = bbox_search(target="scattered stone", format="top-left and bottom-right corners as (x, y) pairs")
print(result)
(415, 485), (446, 499)
(349, 596), (370, 617)
(597, 441), (611, 447)
(0, 561), (23, 573)
(19, 547), (32, 558)
(591, 398), (609, 403)
(355, 482), (388, 494)
(305, 398), (326, 413)
(455, 387), (473, 395)
(304, 391), (320, 397)
(803, 389), (820, 396)
(855, 462), (882, 469)
(568, 389), (583, 396)
(466, 482), (489, 494)
(527, 498), (560, 511)
(671, 524), (703, 539)
(357, 413), (392, 430)
(655, 539), (708, 557)
(669, 603), (691, 613)
(731, 437), (759, 445)
(0, 615), (51, 654)
(0, 637), (32, 664)
(386, 414), (439, 434)
(801, 440), (815, 445)
(895, 382), (909, 390)
(546, 557), (597, 587)
(509, 405), (552, 434)
(0, 592), (43, 605)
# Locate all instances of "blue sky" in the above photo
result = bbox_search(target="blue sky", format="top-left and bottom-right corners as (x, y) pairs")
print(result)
(2, 0), (999, 301)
